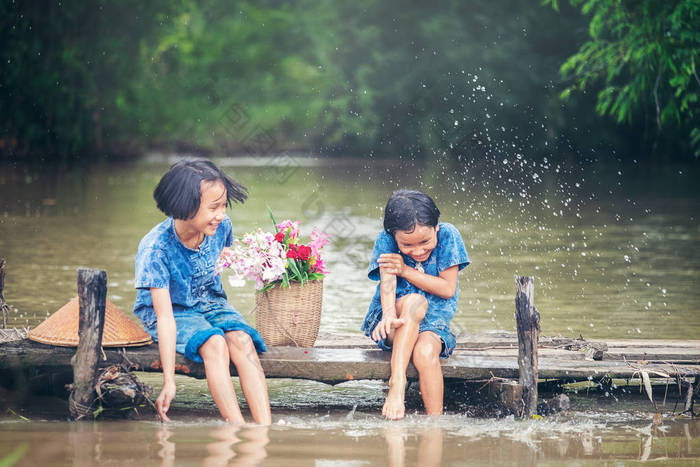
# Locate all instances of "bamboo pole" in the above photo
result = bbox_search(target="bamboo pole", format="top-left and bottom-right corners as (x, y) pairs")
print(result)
(515, 276), (540, 417)
(69, 268), (107, 420)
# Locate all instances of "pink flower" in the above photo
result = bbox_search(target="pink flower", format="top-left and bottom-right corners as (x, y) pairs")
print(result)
(276, 220), (299, 240)
(309, 228), (330, 256)
(311, 258), (328, 274)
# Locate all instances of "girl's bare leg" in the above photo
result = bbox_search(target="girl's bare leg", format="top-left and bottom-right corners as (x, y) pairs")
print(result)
(199, 335), (245, 423)
(225, 330), (272, 425)
(412, 331), (444, 415)
(383, 293), (428, 420)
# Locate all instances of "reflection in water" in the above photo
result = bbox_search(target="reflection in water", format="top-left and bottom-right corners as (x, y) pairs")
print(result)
(0, 415), (697, 465)
(202, 425), (238, 467)
(580, 431), (596, 456)
(384, 426), (443, 467)
(157, 426), (175, 467)
(384, 425), (443, 467)
(234, 426), (269, 465)
(685, 423), (694, 453)
(384, 427), (406, 466)
(640, 430), (653, 462)
(416, 427), (443, 466)
(156, 423), (269, 467)
(69, 423), (101, 467)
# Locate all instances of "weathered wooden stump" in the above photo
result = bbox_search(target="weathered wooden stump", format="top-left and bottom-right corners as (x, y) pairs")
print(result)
(685, 376), (697, 415)
(69, 268), (107, 420)
(515, 276), (540, 418)
(488, 379), (523, 413)
(1, 259), (9, 329)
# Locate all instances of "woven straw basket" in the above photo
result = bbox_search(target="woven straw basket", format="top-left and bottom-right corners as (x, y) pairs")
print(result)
(254, 279), (323, 347)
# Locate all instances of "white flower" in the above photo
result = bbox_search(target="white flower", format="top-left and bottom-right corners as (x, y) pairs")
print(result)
(216, 229), (288, 290)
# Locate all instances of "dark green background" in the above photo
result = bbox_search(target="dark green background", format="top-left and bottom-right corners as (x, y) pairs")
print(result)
(1, 0), (698, 162)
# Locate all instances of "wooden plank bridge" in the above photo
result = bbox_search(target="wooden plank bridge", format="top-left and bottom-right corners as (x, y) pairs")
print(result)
(2, 332), (698, 384)
(0, 266), (697, 418)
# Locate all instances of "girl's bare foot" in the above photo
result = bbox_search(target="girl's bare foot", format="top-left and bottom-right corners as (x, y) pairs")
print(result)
(382, 378), (407, 420)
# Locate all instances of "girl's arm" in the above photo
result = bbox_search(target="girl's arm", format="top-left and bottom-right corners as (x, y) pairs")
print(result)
(380, 267), (397, 318)
(371, 267), (405, 341)
(151, 288), (177, 422)
(377, 253), (459, 299)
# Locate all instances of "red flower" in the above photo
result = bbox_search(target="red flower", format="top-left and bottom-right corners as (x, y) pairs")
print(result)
(297, 245), (312, 261)
(286, 250), (298, 260)
(274, 231), (286, 243)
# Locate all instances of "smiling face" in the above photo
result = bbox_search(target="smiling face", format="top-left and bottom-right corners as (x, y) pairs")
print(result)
(188, 180), (228, 237)
(393, 223), (439, 262)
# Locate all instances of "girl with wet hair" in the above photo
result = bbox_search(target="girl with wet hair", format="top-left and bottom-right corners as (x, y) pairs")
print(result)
(361, 189), (470, 420)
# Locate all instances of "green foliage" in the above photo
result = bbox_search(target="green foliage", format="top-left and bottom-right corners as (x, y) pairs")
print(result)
(2, 0), (596, 161)
(546, 0), (700, 158)
(4, 0), (695, 160)
(0, 0), (177, 159)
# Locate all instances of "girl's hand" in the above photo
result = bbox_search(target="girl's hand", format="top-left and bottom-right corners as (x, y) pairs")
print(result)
(372, 315), (405, 342)
(155, 380), (176, 422)
(378, 253), (406, 276)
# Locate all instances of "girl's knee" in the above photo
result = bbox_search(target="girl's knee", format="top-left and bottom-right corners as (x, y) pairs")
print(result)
(225, 330), (254, 353)
(412, 340), (440, 370)
(398, 294), (428, 322)
(199, 334), (228, 361)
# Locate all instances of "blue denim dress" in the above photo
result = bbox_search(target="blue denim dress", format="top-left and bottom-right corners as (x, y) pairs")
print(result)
(133, 215), (266, 362)
(360, 222), (470, 358)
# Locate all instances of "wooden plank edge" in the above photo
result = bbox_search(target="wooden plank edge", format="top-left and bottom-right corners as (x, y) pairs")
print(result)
(2, 340), (699, 384)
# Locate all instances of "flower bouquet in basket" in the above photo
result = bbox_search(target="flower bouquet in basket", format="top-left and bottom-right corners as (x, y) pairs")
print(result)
(216, 211), (330, 347)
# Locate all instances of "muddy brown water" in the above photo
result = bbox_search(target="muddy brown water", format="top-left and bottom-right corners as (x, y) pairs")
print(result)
(1, 409), (699, 465)
(1, 155), (699, 464)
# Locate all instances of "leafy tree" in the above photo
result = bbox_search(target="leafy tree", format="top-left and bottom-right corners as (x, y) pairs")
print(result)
(301, 0), (592, 159)
(5, 0), (693, 162)
(547, 0), (700, 158)
(0, 0), (176, 160)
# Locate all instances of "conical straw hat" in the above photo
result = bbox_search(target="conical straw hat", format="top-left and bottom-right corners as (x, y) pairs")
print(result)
(28, 297), (152, 347)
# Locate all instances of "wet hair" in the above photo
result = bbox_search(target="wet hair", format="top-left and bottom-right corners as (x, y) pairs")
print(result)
(153, 159), (247, 220)
(383, 189), (440, 236)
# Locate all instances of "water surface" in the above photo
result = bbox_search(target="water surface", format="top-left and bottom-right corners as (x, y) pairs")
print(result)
(1, 410), (698, 465)
(1, 155), (699, 465)
(1, 155), (698, 338)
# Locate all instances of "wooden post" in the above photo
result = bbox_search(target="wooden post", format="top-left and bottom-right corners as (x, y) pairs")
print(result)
(69, 268), (107, 420)
(515, 276), (540, 418)
(0, 259), (8, 329)
(685, 376), (697, 414)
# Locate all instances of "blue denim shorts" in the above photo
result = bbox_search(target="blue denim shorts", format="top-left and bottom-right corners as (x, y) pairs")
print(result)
(361, 293), (456, 359)
(144, 302), (266, 363)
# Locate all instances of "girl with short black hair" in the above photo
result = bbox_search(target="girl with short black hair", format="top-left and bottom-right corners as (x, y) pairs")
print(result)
(361, 189), (470, 419)
(134, 159), (271, 424)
